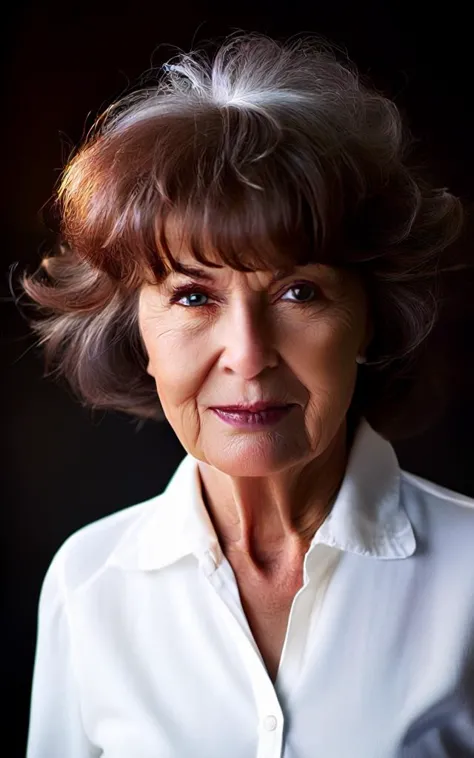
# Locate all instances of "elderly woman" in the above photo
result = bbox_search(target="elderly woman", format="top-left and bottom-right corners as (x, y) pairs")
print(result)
(24, 32), (474, 758)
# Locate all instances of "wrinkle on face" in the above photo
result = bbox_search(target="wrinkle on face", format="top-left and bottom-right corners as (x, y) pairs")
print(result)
(138, 242), (371, 569)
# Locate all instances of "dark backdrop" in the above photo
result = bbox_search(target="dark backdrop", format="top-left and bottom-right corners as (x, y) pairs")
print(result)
(3, 2), (474, 755)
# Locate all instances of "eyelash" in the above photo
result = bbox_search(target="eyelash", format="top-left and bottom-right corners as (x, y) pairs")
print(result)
(168, 281), (321, 308)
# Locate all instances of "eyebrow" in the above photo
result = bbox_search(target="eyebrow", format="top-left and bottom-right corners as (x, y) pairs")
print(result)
(169, 262), (347, 291)
(170, 263), (309, 283)
(171, 264), (218, 281)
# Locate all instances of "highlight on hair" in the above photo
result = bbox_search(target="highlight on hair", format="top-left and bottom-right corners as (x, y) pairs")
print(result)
(18, 31), (465, 438)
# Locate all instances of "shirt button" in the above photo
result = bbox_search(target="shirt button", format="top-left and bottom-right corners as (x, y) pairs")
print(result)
(202, 551), (217, 576)
(263, 715), (278, 731)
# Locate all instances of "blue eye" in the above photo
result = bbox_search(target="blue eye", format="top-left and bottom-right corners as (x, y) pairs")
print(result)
(169, 281), (319, 307)
(177, 292), (209, 307)
(168, 285), (211, 306)
(281, 283), (317, 302)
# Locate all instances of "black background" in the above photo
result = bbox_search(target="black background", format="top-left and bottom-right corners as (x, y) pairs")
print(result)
(3, 2), (474, 755)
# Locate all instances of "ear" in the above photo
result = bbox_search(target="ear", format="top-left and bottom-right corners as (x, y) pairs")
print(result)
(146, 361), (155, 378)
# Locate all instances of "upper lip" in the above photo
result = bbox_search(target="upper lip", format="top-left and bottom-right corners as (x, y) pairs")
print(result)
(212, 401), (292, 412)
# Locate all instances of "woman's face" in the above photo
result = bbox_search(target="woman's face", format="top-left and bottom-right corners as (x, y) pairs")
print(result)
(138, 243), (371, 477)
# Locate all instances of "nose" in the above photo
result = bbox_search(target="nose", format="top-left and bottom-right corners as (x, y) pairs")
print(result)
(219, 300), (279, 379)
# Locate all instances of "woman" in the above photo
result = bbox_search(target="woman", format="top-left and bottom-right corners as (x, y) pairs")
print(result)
(23, 32), (474, 757)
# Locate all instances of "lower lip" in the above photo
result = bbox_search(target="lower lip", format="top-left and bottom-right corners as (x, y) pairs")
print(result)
(211, 406), (294, 429)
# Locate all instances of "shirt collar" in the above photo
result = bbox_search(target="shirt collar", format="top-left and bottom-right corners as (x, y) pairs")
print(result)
(106, 418), (416, 572)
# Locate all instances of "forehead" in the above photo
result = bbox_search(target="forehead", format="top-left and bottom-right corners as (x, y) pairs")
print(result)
(162, 216), (348, 287)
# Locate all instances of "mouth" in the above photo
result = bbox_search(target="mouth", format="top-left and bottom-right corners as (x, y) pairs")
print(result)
(211, 402), (293, 412)
(210, 403), (296, 429)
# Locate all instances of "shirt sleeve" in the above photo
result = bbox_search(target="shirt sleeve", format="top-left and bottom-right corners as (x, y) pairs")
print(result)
(26, 551), (100, 758)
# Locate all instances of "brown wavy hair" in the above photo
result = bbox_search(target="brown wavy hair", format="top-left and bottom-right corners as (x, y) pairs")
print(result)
(18, 32), (467, 439)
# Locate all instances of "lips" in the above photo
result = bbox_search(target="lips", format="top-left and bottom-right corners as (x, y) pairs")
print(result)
(212, 402), (291, 412)
(211, 404), (294, 429)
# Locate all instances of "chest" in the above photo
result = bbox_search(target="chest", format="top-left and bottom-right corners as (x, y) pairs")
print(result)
(230, 565), (305, 682)
(74, 555), (470, 757)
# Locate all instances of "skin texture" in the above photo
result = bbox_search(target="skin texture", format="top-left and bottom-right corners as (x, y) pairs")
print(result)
(138, 232), (372, 574)
(138, 227), (372, 682)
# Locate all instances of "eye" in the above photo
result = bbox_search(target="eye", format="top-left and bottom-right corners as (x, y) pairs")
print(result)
(169, 286), (211, 307)
(178, 292), (209, 307)
(169, 281), (320, 308)
(281, 282), (318, 303)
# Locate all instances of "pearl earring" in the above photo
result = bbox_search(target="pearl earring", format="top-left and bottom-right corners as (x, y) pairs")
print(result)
(356, 355), (367, 365)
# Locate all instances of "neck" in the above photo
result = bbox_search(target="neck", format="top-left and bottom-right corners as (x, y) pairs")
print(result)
(197, 420), (351, 572)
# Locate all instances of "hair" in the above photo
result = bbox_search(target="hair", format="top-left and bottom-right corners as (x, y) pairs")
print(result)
(18, 31), (467, 440)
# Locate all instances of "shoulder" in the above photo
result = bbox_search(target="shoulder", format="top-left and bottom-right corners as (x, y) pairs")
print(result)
(40, 493), (162, 600)
(402, 470), (474, 510)
(400, 469), (474, 555)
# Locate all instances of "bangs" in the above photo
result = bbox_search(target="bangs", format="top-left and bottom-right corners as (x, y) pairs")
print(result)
(58, 104), (349, 289)
(152, 166), (340, 282)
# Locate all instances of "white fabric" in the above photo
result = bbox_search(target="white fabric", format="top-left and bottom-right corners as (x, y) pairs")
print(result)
(26, 419), (474, 757)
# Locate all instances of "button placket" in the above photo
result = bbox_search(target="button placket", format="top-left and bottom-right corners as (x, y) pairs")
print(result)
(257, 709), (284, 758)
(277, 544), (342, 709)
(205, 555), (285, 758)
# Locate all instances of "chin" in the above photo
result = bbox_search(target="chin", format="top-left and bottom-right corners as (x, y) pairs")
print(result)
(202, 433), (310, 477)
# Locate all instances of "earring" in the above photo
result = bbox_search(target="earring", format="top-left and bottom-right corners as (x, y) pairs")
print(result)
(356, 355), (367, 365)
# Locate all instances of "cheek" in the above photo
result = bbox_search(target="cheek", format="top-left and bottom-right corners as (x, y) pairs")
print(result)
(144, 324), (209, 407)
(291, 312), (359, 393)
(290, 315), (360, 449)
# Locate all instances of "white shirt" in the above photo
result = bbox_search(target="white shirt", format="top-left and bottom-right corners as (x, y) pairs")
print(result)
(26, 419), (474, 758)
